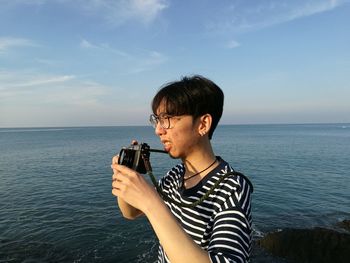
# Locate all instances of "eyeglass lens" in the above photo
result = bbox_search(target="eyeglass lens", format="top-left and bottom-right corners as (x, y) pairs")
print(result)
(150, 114), (170, 129)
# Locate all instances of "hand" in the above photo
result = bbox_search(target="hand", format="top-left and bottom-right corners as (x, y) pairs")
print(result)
(111, 156), (158, 213)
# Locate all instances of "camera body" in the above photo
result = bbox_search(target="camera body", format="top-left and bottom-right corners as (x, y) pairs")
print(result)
(118, 143), (150, 174)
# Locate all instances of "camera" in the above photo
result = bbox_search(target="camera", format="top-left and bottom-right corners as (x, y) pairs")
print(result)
(118, 143), (168, 174)
(118, 143), (150, 174)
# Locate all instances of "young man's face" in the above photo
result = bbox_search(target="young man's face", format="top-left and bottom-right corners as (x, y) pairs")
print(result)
(154, 103), (201, 160)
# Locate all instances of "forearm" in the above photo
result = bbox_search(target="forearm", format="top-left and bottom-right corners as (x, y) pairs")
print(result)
(144, 196), (211, 263)
(117, 197), (143, 219)
(111, 162), (209, 261)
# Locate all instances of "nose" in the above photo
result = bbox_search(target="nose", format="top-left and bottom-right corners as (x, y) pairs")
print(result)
(155, 122), (166, 136)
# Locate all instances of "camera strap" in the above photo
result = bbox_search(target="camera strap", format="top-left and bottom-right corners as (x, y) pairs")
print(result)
(141, 154), (253, 208)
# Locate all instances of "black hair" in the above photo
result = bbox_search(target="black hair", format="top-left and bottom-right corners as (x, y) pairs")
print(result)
(151, 75), (224, 139)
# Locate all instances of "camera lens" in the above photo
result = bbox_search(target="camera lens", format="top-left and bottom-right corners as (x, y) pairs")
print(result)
(117, 143), (150, 174)
(118, 148), (135, 167)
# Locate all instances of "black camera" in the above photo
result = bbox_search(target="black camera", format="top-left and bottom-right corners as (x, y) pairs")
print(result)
(118, 143), (150, 174)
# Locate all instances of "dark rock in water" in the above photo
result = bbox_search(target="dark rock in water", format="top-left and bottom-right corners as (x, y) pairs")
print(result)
(251, 241), (295, 263)
(337, 219), (350, 232)
(258, 227), (350, 263)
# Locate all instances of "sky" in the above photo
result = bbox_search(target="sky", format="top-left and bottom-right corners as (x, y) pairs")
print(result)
(0, 0), (349, 128)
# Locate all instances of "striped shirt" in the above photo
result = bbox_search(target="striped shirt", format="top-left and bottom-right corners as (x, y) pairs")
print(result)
(157, 158), (253, 263)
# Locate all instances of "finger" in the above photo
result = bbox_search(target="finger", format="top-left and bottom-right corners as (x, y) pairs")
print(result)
(111, 163), (119, 171)
(111, 155), (119, 164)
(113, 164), (137, 175)
(112, 173), (118, 181)
(112, 186), (126, 198)
(111, 166), (118, 178)
(112, 169), (131, 183)
(112, 187), (120, 197)
(112, 175), (126, 190)
(112, 168), (126, 180)
(112, 179), (121, 189)
(111, 162), (125, 172)
(111, 162), (134, 174)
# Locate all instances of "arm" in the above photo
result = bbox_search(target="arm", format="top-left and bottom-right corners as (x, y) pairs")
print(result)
(116, 190), (144, 219)
(111, 163), (211, 263)
(208, 209), (251, 262)
(207, 175), (253, 262)
(144, 195), (211, 263)
(112, 155), (143, 219)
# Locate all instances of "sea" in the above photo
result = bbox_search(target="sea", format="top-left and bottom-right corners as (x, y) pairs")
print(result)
(1, 124), (349, 263)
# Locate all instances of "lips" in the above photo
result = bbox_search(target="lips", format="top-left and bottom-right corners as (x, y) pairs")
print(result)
(161, 140), (171, 152)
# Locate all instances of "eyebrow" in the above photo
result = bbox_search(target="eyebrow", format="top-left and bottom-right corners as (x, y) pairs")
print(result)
(156, 112), (172, 117)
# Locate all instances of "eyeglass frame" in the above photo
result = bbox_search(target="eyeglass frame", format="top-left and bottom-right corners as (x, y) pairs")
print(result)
(149, 113), (184, 129)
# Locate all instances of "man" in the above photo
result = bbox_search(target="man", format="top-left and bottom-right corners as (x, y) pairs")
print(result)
(112, 75), (253, 263)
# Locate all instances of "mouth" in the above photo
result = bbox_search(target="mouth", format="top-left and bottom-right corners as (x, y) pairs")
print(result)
(161, 140), (171, 152)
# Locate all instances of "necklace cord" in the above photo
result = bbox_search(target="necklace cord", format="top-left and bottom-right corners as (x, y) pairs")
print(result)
(183, 158), (217, 181)
(147, 169), (238, 208)
(141, 153), (253, 208)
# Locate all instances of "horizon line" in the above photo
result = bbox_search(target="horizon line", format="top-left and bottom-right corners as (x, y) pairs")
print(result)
(1, 122), (350, 129)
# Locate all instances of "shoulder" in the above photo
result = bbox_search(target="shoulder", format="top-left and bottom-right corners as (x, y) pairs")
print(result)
(206, 159), (253, 214)
(158, 163), (184, 190)
(208, 158), (253, 194)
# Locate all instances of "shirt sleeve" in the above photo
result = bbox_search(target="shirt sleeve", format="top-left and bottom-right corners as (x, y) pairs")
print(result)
(207, 175), (253, 263)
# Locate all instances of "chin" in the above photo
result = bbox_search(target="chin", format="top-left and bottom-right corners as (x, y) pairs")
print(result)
(167, 150), (181, 160)
(168, 152), (178, 159)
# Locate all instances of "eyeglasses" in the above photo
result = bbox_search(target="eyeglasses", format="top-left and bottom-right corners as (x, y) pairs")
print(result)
(149, 114), (180, 129)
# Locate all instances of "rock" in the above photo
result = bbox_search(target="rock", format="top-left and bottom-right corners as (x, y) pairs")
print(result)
(258, 227), (350, 263)
(337, 219), (350, 232)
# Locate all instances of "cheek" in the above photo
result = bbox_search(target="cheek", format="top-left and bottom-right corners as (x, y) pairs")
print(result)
(172, 127), (199, 149)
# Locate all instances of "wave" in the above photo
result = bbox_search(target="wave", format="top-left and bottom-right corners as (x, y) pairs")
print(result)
(0, 128), (67, 133)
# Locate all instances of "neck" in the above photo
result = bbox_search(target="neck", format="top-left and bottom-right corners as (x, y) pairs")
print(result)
(181, 140), (218, 188)
(184, 157), (217, 181)
(183, 142), (216, 177)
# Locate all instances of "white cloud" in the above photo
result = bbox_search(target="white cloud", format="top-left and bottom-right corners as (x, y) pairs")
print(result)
(226, 40), (240, 49)
(79, 38), (167, 73)
(287, 0), (344, 19)
(34, 58), (62, 66)
(80, 39), (98, 49)
(0, 37), (37, 53)
(0, 70), (120, 127)
(43, 80), (109, 106)
(81, 0), (169, 26)
(126, 50), (168, 74)
(0, 70), (107, 107)
(5, 0), (169, 26)
(79, 38), (129, 57)
(146, 51), (167, 65)
(9, 75), (74, 89)
(129, 0), (169, 24)
(0, 0), (46, 8)
(208, 0), (348, 34)
(0, 71), (74, 97)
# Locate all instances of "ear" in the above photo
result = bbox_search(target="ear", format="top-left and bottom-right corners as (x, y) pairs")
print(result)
(197, 114), (212, 137)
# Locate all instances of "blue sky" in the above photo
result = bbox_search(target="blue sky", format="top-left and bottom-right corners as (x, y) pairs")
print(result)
(0, 0), (349, 127)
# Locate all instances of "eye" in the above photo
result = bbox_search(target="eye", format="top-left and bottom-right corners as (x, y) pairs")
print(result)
(158, 113), (170, 119)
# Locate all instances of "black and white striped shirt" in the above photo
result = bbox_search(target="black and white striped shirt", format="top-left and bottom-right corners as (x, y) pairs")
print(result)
(157, 158), (253, 263)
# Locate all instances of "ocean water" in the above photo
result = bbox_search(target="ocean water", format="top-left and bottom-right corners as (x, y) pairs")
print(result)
(0, 124), (349, 262)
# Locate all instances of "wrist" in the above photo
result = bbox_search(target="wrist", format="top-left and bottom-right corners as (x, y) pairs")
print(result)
(143, 192), (166, 217)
